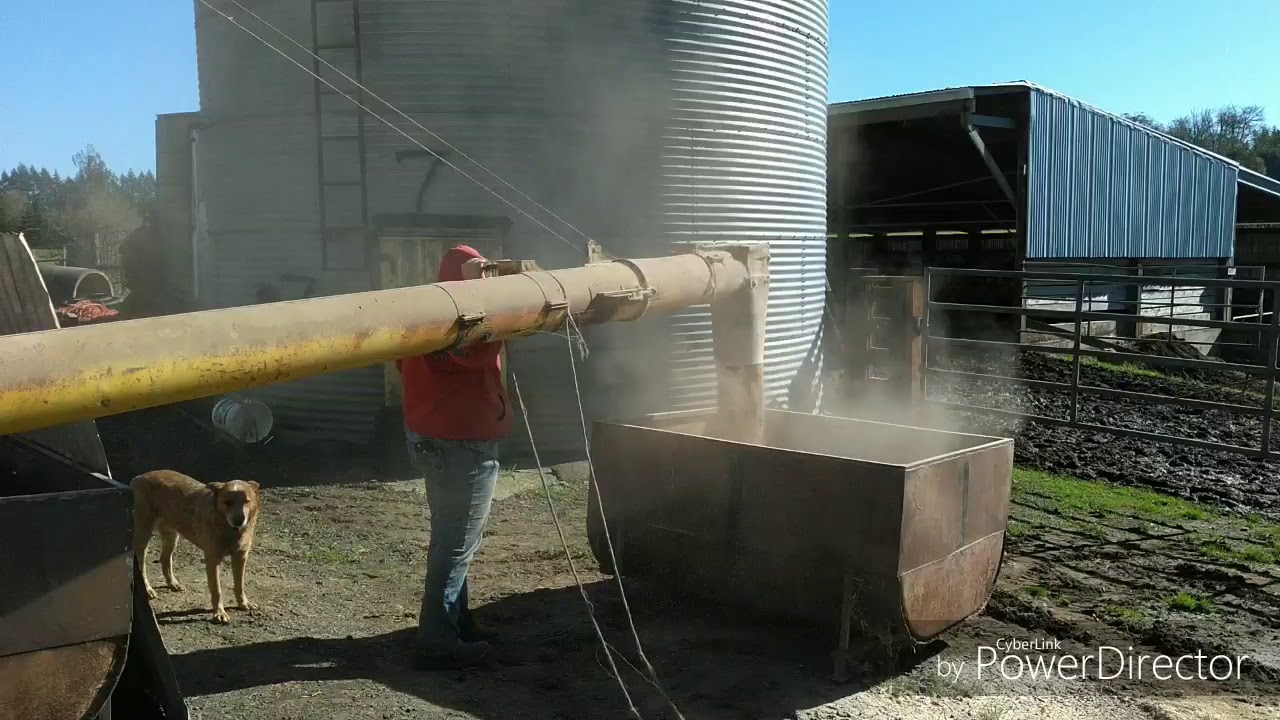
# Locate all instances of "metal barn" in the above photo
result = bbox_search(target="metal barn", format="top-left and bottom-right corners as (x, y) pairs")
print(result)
(155, 0), (830, 454)
(827, 83), (1280, 344)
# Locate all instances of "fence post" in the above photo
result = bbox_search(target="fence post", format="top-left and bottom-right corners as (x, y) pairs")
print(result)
(1070, 278), (1085, 426)
(1222, 260), (1233, 325)
(922, 269), (932, 402)
(1262, 289), (1280, 456)
(1261, 267), (1267, 331)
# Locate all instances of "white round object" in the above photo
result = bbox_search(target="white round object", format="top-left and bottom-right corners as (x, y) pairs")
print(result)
(211, 397), (274, 444)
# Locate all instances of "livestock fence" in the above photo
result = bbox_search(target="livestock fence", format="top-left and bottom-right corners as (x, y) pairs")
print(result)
(921, 266), (1280, 458)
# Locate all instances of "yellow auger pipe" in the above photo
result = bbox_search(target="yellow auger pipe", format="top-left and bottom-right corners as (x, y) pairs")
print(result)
(0, 243), (768, 437)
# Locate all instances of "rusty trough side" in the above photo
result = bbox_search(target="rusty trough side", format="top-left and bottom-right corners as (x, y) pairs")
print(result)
(587, 408), (1013, 679)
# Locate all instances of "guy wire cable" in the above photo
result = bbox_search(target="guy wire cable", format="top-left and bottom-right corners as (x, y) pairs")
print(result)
(216, 0), (600, 251)
(196, 0), (583, 253)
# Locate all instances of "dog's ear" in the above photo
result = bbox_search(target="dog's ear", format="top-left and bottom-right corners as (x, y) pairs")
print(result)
(247, 480), (260, 491)
(206, 481), (225, 495)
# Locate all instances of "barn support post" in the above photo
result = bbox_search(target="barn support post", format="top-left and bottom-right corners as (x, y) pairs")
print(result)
(1119, 259), (1144, 339)
(1012, 102), (1031, 343)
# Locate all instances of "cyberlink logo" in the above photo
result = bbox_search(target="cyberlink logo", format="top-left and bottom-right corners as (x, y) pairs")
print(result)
(935, 638), (1250, 684)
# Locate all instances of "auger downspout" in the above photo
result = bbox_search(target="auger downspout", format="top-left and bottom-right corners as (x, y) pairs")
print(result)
(0, 243), (768, 437)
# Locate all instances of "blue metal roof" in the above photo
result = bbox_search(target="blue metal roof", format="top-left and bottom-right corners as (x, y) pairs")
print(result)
(832, 82), (1273, 260)
(1025, 86), (1238, 259)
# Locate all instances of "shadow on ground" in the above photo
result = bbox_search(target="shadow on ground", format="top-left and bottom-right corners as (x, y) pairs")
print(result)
(168, 582), (935, 719)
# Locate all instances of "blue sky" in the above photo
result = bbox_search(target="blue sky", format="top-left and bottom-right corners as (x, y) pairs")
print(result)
(3, 1), (1278, 175)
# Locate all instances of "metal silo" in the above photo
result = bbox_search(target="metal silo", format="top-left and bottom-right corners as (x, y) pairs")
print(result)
(192, 0), (828, 453)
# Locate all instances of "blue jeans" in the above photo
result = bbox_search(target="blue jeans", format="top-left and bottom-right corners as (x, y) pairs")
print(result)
(406, 430), (500, 654)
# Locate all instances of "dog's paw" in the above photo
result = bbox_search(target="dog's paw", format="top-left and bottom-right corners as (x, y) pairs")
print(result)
(145, 586), (159, 601)
(212, 607), (231, 624)
(237, 599), (260, 613)
(168, 582), (185, 592)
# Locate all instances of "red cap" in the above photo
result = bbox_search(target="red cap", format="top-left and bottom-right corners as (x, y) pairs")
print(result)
(438, 245), (483, 282)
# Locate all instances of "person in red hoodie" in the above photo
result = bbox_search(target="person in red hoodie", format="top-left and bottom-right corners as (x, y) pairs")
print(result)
(397, 244), (512, 670)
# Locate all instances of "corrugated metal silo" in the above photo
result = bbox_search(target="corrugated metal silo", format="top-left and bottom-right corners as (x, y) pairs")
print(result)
(657, 0), (830, 414)
(192, 0), (829, 453)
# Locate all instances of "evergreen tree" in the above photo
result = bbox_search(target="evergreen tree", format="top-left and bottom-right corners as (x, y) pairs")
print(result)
(0, 198), (14, 235)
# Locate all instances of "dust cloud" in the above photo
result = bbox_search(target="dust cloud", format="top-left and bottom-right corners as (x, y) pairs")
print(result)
(406, 0), (681, 433)
(817, 283), (1030, 462)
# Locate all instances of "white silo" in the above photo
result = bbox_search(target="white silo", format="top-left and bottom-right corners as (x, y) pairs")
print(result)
(192, 0), (829, 456)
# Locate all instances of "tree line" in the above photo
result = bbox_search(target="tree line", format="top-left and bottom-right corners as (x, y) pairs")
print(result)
(1124, 106), (1280, 179)
(0, 145), (156, 263)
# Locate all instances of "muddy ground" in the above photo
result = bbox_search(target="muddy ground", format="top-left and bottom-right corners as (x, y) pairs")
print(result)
(928, 350), (1280, 518)
(98, 350), (1280, 719)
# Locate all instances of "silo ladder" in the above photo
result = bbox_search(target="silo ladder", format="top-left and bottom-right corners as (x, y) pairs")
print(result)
(310, 0), (370, 272)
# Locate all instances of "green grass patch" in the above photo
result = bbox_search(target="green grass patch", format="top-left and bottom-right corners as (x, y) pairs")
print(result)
(1024, 585), (1051, 599)
(1236, 545), (1277, 564)
(1013, 468), (1214, 525)
(1046, 352), (1173, 381)
(1165, 592), (1214, 614)
(1197, 536), (1277, 565)
(1249, 523), (1280, 543)
(1105, 605), (1147, 624)
(1082, 356), (1168, 380)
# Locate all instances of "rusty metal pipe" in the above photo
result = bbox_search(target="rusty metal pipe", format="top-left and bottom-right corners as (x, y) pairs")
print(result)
(0, 244), (763, 436)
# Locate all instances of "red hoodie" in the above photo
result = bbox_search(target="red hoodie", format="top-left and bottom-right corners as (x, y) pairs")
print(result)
(396, 245), (513, 441)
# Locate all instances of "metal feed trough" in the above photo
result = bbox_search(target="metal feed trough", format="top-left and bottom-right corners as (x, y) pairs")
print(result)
(588, 408), (1014, 679)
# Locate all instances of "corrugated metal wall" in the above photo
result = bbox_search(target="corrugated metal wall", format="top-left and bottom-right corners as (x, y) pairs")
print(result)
(1026, 87), (1238, 260)
(194, 0), (383, 442)
(194, 0), (828, 451)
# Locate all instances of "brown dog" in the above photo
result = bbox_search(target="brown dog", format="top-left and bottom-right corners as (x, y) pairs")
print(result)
(131, 470), (262, 623)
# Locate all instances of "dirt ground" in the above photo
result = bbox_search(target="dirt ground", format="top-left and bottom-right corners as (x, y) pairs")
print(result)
(100, 348), (1280, 719)
(135, 465), (1280, 720)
